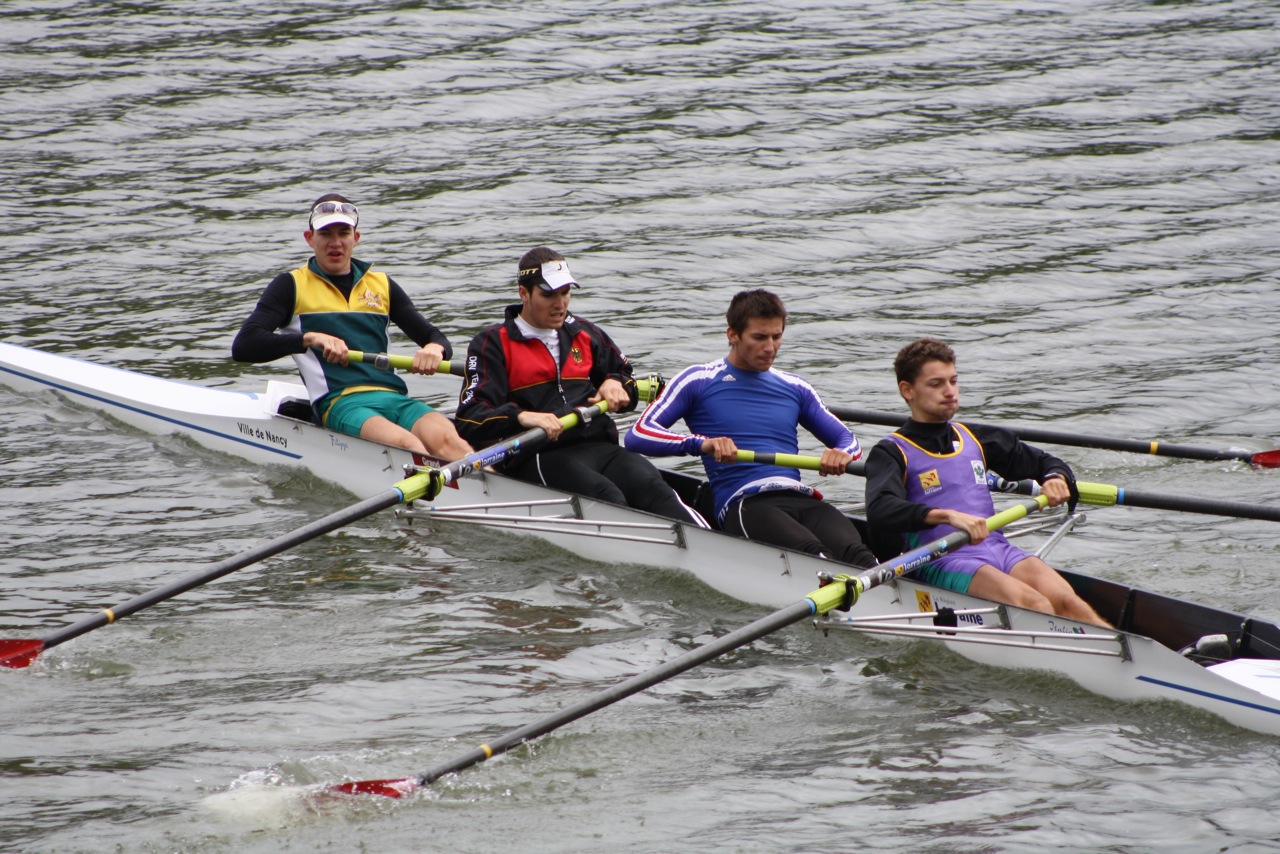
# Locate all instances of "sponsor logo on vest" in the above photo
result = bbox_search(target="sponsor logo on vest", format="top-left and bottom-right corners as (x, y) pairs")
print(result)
(918, 468), (941, 492)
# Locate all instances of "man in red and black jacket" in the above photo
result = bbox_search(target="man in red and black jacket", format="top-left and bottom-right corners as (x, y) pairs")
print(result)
(456, 246), (706, 526)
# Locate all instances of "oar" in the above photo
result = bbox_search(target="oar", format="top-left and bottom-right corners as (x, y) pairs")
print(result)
(826, 405), (1280, 469)
(348, 350), (668, 405)
(731, 451), (1045, 497)
(0, 403), (612, 670)
(346, 350), (465, 377)
(734, 449), (866, 477)
(1076, 482), (1280, 523)
(326, 495), (1049, 798)
(737, 451), (1280, 522)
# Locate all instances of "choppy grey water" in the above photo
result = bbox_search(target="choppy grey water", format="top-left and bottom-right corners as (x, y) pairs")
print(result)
(2, 1), (1280, 851)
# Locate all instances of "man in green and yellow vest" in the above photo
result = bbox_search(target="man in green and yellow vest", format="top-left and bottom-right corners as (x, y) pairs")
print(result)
(233, 193), (473, 460)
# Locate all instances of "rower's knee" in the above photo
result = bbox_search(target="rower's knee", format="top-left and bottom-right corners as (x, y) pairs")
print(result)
(1008, 587), (1054, 614)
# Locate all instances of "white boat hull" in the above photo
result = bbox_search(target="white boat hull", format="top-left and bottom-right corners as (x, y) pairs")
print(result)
(6, 341), (1280, 737)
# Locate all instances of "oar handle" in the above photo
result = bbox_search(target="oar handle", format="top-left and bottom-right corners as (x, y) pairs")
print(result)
(729, 450), (1050, 500)
(346, 350), (465, 377)
(348, 350), (667, 405)
(734, 450), (866, 477)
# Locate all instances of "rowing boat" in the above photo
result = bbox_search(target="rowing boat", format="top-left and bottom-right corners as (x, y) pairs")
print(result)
(4, 341), (1280, 737)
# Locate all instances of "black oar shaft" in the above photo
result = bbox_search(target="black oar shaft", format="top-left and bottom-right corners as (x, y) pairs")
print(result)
(3, 403), (611, 667)
(1078, 482), (1280, 523)
(412, 599), (818, 787)
(40, 489), (406, 651)
(827, 405), (1254, 465)
(333, 496), (1048, 797)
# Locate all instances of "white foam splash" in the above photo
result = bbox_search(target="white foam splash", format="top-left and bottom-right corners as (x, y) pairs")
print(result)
(199, 784), (318, 828)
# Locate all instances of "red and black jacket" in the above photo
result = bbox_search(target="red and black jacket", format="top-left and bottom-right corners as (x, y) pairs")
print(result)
(455, 303), (639, 450)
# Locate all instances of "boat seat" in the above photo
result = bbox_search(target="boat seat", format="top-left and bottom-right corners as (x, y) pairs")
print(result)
(1179, 633), (1236, 665)
(277, 398), (320, 425)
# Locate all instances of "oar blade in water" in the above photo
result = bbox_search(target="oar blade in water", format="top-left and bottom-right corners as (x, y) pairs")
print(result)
(328, 777), (420, 798)
(0, 639), (45, 669)
(1252, 449), (1280, 469)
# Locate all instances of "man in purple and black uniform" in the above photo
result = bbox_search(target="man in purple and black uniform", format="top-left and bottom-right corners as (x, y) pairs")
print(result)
(455, 246), (706, 526)
(624, 289), (876, 566)
(233, 193), (473, 460)
(864, 337), (1109, 626)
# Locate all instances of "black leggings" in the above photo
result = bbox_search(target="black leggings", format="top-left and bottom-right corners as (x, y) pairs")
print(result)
(723, 491), (877, 567)
(506, 441), (707, 527)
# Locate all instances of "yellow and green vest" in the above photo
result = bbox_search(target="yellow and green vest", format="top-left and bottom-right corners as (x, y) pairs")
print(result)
(286, 257), (407, 423)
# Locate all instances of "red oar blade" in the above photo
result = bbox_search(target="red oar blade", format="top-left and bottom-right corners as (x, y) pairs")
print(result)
(0, 640), (46, 669)
(1251, 450), (1280, 469)
(328, 777), (419, 798)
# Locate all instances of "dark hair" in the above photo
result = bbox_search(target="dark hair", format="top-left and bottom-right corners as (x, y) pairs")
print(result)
(309, 192), (354, 210)
(726, 289), (787, 334)
(517, 246), (565, 290)
(894, 337), (956, 384)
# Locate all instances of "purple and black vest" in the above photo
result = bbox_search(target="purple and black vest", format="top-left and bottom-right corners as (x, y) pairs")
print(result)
(889, 422), (994, 547)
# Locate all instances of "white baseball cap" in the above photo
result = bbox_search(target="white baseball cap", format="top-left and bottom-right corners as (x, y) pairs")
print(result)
(308, 200), (359, 231)
(518, 258), (580, 292)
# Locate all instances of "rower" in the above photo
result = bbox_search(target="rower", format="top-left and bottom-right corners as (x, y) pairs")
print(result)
(863, 337), (1111, 627)
(453, 246), (707, 526)
(231, 194), (473, 461)
(623, 288), (877, 567)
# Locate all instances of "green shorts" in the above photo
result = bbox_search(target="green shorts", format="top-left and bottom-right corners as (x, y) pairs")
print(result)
(324, 391), (436, 436)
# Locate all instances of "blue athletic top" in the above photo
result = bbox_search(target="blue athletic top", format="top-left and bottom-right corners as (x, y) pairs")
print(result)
(623, 358), (859, 521)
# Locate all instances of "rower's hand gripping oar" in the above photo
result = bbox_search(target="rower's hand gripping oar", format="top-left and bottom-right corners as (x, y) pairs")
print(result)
(0, 403), (611, 670)
(326, 495), (1049, 799)
(825, 404), (1280, 469)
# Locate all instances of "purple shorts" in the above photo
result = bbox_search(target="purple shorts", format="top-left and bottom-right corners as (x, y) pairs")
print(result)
(914, 532), (1030, 594)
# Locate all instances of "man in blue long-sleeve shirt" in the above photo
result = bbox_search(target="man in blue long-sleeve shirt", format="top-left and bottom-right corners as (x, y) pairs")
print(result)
(625, 289), (876, 567)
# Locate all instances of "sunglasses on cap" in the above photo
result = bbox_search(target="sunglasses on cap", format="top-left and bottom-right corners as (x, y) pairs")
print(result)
(308, 201), (359, 230)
